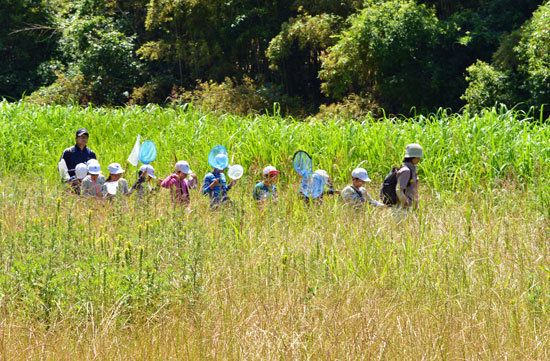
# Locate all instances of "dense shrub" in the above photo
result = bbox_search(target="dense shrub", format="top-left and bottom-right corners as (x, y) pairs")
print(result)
(172, 77), (271, 115)
(461, 60), (517, 112)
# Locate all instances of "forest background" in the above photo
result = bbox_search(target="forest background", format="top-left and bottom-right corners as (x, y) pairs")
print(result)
(2, 0), (550, 116)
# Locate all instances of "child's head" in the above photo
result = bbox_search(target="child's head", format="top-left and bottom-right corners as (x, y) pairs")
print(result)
(315, 169), (329, 183)
(262, 166), (280, 185)
(87, 159), (102, 179)
(351, 168), (370, 188)
(75, 163), (88, 180)
(107, 163), (125, 181)
(138, 164), (156, 181)
(175, 161), (192, 180)
(404, 143), (423, 164)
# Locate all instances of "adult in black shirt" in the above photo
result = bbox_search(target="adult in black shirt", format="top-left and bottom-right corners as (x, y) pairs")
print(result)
(60, 128), (97, 178)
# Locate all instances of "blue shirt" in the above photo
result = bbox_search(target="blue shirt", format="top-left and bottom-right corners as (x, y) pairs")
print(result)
(252, 182), (277, 201)
(202, 170), (232, 205)
(61, 145), (96, 177)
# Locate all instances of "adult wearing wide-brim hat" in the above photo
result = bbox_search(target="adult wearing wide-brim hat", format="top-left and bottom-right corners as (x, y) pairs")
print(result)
(60, 128), (97, 178)
(396, 143), (424, 210)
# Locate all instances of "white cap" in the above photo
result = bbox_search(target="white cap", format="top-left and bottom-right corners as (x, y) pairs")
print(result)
(107, 163), (125, 175)
(88, 161), (102, 175)
(75, 163), (88, 179)
(314, 169), (329, 180)
(175, 160), (192, 174)
(139, 164), (156, 179)
(351, 168), (371, 182)
(262, 165), (280, 176)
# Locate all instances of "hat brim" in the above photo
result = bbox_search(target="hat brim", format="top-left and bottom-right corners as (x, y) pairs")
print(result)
(265, 171), (280, 175)
(89, 171), (102, 175)
(176, 168), (191, 174)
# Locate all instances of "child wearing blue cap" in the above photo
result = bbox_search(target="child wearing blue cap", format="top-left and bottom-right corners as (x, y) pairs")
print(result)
(202, 154), (237, 207)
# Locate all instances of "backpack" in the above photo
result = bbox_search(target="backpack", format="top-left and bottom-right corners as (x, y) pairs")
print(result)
(380, 165), (412, 206)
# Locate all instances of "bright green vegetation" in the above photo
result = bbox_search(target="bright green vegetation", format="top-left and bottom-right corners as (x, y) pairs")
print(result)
(1, 103), (550, 359)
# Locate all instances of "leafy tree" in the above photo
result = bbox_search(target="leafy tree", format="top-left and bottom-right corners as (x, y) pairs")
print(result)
(319, 0), (445, 113)
(516, 1), (550, 108)
(290, 0), (361, 17)
(461, 1), (550, 112)
(140, 0), (294, 88)
(29, 0), (146, 105)
(267, 13), (341, 108)
(461, 60), (517, 112)
(0, 0), (58, 100)
(59, 15), (142, 104)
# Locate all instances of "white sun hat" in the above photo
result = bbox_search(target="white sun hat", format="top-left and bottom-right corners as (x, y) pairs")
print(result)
(75, 163), (88, 179)
(88, 161), (102, 175)
(351, 168), (371, 182)
(175, 160), (192, 174)
(139, 164), (156, 179)
(314, 169), (329, 180)
(107, 163), (125, 175)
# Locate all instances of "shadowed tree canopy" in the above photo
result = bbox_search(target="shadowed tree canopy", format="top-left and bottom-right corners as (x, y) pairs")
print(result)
(2, 0), (546, 115)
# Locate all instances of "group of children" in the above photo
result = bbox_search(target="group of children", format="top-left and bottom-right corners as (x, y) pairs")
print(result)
(60, 128), (424, 210)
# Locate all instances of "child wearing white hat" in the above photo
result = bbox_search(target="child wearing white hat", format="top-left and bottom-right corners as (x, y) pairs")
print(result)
(160, 161), (197, 205)
(67, 163), (88, 194)
(81, 159), (106, 198)
(129, 164), (158, 199)
(103, 163), (129, 198)
(252, 165), (280, 202)
(341, 168), (385, 207)
(314, 169), (339, 199)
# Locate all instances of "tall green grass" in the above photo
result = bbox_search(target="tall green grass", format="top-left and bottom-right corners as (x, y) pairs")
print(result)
(1, 101), (549, 192)
(1, 102), (550, 359)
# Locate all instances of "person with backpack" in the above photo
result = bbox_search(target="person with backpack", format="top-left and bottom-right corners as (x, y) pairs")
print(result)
(379, 143), (423, 210)
(341, 168), (385, 208)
